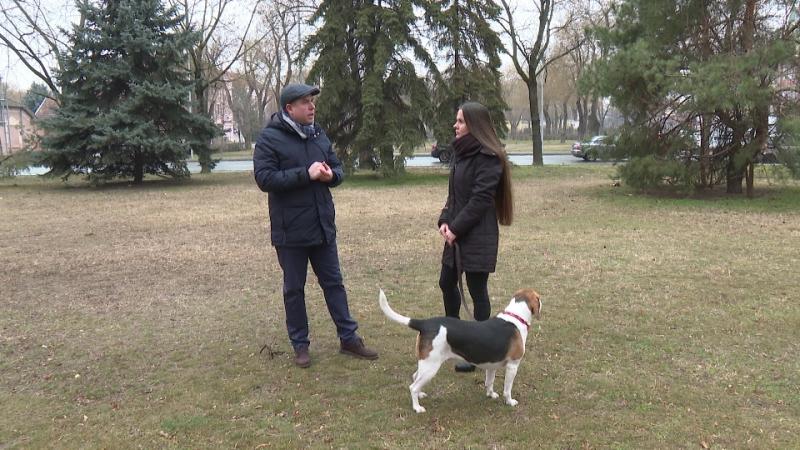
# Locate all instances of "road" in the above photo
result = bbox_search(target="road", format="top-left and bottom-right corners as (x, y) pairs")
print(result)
(191, 153), (586, 173)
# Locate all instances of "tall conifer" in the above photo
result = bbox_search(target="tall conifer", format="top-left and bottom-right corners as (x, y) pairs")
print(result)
(303, 0), (435, 175)
(424, 0), (507, 146)
(39, 0), (219, 184)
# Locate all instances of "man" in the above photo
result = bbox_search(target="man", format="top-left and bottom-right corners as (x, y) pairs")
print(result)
(254, 83), (378, 368)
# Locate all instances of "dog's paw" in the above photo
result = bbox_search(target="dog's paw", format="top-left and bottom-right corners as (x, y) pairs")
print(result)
(413, 405), (426, 413)
(505, 397), (518, 407)
(486, 391), (499, 399)
(418, 392), (427, 399)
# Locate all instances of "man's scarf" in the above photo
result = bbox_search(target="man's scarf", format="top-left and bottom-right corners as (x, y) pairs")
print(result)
(282, 112), (316, 139)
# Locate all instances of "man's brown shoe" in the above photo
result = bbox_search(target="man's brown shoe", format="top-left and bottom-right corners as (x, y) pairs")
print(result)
(294, 345), (311, 368)
(340, 338), (379, 360)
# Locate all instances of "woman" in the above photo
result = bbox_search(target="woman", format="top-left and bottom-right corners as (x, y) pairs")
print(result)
(437, 101), (514, 372)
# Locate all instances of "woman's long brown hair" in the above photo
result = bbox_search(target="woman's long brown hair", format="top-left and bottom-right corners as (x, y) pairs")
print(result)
(460, 101), (513, 225)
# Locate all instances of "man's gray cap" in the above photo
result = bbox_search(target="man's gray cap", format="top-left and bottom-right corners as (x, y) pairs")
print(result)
(280, 83), (321, 109)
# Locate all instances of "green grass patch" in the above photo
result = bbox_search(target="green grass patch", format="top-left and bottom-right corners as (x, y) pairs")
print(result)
(600, 183), (800, 213)
(1, 167), (798, 448)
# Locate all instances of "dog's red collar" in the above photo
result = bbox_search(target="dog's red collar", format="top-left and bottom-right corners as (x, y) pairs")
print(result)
(499, 311), (530, 330)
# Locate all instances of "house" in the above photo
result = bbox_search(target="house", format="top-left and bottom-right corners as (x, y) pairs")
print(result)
(0, 100), (36, 155)
(8, 85), (244, 153)
(34, 97), (59, 119)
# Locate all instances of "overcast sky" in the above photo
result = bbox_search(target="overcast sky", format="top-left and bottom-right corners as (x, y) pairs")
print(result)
(1, 0), (542, 93)
(1, 47), (36, 91)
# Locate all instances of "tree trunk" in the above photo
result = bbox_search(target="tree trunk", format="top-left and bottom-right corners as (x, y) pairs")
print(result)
(380, 145), (399, 176)
(746, 104), (770, 197)
(576, 98), (586, 138)
(726, 170), (744, 193)
(133, 148), (144, 184)
(543, 103), (552, 138)
(725, 146), (744, 194)
(699, 114), (711, 188)
(740, 0), (757, 197)
(588, 97), (601, 135)
(197, 150), (214, 174)
(560, 101), (568, 143)
(528, 79), (543, 165)
(194, 85), (214, 174)
(746, 161), (754, 198)
(509, 116), (521, 140)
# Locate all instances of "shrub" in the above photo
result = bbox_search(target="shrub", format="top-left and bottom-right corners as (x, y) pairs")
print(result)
(617, 156), (696, 193)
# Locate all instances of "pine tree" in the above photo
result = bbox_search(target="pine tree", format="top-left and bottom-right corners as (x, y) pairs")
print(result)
(23, 82), (51, 113)
(38, 0), (219, 184)
(585, 0), (797, 195)
(424, 0), (507, 146)
(303, 0), (434, 175)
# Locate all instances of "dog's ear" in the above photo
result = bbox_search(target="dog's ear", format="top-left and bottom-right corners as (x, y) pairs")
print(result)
(532, 294), (542, 320)
(514, 289), (542, 320)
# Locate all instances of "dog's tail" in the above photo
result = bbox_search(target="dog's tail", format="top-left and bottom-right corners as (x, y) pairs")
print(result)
(379, 289), (411, 326)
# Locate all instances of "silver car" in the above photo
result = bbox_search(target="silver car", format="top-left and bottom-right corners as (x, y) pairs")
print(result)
(571, 135), (613, 161)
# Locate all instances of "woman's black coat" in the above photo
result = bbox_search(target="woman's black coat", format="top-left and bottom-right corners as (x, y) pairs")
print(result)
(438, 141), (503, 273)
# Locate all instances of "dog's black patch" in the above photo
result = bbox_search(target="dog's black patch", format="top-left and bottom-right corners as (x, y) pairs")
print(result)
(408, 317), (517, 364)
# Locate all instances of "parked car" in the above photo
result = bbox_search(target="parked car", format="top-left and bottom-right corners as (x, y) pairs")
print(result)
(571, 135), (614, 161)
(431, 143), (453, 163)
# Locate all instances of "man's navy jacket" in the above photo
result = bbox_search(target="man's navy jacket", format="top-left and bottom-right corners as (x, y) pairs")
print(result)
(253, 112), (344, 247)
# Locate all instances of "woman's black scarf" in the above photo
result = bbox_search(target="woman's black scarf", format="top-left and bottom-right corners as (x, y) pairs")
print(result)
(451, 133), (483, 160)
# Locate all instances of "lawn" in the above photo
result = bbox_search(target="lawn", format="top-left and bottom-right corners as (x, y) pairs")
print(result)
(200, 139), (572, 160)
(1, 166), (798, 448)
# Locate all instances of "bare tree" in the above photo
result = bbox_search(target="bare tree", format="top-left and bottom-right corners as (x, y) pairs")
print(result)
(541, 56), (573, 141)
(170, 0), (267, 172)
(223, 0), (312, 150)
(561, 23), (589, 137)
(0, 0), (76, 101)
(561, 0), (613, 138)
(497, 0), (579, 165)
(502, 70), (531, 140)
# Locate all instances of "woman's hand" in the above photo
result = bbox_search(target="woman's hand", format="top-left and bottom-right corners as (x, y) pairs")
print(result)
(439, 224), (457, 246)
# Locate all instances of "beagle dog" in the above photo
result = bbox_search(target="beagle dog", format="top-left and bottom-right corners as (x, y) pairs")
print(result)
(379, 288), (542, 413)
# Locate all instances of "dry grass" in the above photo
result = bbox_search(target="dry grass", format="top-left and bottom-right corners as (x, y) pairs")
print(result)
(1, 167), (799, 449)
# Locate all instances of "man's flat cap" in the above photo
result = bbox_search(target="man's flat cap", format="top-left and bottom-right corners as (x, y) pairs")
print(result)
(280, 83), (321, 108)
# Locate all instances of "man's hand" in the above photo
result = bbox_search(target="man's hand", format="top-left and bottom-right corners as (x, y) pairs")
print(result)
(308, 161), (333, 182)
(318, 161), (333, 183)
